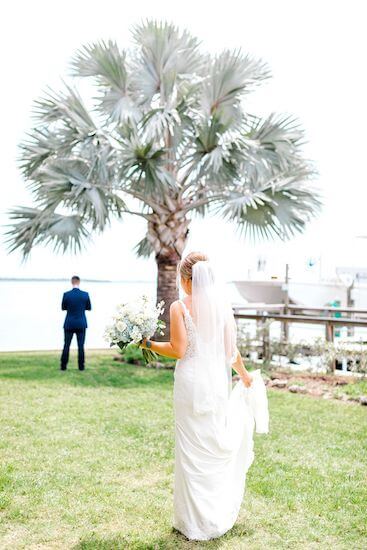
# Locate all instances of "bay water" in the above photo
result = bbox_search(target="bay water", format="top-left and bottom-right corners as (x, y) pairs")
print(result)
(1, 279), (351, 352)
(0, 280), (155, 352)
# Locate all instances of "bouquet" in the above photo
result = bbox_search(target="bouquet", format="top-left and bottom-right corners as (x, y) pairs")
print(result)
(104, 294), (165, 364)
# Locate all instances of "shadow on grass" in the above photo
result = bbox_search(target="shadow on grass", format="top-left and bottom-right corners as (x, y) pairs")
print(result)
(74, 522), (254, 549)
(0, 352), (174, 390)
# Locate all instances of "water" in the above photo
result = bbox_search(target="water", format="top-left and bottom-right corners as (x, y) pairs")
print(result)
(0, 280), (155, 351)
(1, 280), (366, 352)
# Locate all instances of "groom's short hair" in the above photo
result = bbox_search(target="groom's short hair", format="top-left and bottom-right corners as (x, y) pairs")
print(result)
(71, 275), (80, 283)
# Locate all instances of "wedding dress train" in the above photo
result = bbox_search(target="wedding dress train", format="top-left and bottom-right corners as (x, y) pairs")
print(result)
(173, 300), (268, 541)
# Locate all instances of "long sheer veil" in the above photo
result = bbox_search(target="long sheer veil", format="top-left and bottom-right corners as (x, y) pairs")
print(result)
(191, 260), (238, 415)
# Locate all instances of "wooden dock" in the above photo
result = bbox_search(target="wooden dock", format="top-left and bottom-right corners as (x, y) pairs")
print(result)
(232, 304), (367, 343)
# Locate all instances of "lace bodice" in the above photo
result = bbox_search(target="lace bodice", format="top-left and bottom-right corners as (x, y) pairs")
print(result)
(179, 300), (197, 360)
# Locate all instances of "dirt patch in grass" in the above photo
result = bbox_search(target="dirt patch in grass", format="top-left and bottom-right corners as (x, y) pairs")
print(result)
(258, 370), (367, 404)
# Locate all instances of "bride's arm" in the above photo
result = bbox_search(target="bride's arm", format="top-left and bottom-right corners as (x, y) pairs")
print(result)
(140, 301), (187, 359)
(224, 313), (252, 387)
(231, 350), (253, 387)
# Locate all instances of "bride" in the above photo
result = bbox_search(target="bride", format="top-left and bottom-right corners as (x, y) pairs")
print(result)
(141, 251), (269, 541)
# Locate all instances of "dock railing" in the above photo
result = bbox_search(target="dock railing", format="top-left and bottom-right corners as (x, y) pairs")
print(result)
(233, 304), (367, 341)
(232, 304), (367, 370)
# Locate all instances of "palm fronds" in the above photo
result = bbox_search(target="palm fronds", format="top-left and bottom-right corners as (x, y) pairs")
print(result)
(19, 128), (61, 179)
(9, 20), (320, 261)
(240, 114), (307, 178)
(131, 20), (202, 105)
(201, 50), (270, 123)
(133, 235), (154, 258)
(117, 130), (176, 196)
(71, 40), (127, 87)
(34, 84), (96, 132)
(71, 41), (140, 122)
(216, 169), (321, 240)
(33, 159), (125, 230)
(6, 207), (90, 257)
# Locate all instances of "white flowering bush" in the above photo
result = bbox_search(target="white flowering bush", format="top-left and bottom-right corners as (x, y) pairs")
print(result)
(104, 295), (165, 363)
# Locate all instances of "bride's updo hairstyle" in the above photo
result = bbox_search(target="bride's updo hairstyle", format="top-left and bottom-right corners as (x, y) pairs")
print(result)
(177, 252), (208, 286)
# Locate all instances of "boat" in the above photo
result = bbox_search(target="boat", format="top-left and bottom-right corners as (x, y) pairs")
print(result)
(232, 279), (367, 309)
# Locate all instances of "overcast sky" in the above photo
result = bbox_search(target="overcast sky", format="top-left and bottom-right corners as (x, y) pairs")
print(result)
(1, 0), (366, 282)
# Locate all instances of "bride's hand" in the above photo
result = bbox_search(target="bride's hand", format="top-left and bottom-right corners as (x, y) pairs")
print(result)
(241, 372), (253, 388)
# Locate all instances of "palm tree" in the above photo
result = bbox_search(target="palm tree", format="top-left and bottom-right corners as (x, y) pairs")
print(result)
(7, 20), (320, 332)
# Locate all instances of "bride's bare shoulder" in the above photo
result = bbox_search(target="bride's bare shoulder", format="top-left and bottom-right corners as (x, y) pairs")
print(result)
(171, 299), (189, 316)
(170, 299), (183, 312)
(170, 301), (186, 322)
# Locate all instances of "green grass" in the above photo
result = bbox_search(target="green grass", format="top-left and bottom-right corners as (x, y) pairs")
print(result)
(0, 351), (366, 549)
(334, 378), (367, 400)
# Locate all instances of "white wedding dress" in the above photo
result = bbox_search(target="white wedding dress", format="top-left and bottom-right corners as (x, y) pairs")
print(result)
(173, 299), (269, 541)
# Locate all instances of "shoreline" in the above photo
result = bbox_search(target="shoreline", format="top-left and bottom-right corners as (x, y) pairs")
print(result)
(0, 278), (154, 283)
(0, 348), (114, 354)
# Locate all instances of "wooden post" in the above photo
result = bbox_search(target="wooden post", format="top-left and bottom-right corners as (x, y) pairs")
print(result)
(282, 264), (290, 343)
(325, 321), (334, 342)
(347, 282), (355, 337)
(325, 321), (335, 372)
(262, 318), (271, 364)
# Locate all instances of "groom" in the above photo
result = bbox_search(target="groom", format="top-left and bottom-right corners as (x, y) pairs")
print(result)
(60, 276), (92, 371)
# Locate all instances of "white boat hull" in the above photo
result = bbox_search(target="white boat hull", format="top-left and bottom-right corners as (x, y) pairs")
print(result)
(233, 280), (367, 308)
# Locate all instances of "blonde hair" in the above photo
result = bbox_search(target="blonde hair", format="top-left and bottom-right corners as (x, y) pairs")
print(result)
(178, 251), (209, 281)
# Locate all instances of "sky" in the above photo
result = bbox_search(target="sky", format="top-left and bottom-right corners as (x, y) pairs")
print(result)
(1, 0), (366, 283)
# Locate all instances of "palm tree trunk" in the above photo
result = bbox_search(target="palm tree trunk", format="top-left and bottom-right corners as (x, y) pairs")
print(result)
(148, 206), (190, 340)
(155, 248), (182, 340)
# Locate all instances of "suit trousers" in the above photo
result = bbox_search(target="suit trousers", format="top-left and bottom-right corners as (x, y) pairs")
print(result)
(60, 328), (86, 369)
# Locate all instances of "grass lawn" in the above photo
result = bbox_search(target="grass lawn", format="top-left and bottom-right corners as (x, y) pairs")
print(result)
(0, 351), (366, 549)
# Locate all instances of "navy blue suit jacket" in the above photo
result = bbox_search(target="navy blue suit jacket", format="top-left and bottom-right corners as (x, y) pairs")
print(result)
(62, 288), (92, 330)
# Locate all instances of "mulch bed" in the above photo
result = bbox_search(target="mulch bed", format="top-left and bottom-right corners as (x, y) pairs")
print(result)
(253, 370), (367, 405)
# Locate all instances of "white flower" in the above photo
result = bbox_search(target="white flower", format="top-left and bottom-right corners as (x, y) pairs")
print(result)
(104, 294), (166, 349)
(116, 320), (126, 332)
(130, 326), (142, 344)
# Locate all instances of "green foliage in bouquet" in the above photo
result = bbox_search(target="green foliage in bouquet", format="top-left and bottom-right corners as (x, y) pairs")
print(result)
(118, 344), (175, 368)
(116, 341), (156, 365)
